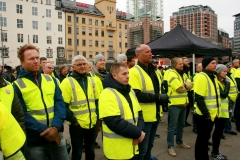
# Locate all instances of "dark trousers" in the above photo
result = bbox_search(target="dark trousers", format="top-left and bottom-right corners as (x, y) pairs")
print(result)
(194, 114), (214, 160)
(186, 91), (193, 121)
(69, 124), (96, 160)
(212, 117), (227, 154)
(235, 108), (240, 131)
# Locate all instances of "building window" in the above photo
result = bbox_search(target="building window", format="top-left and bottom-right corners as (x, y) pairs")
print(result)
(2, 33), (7, 42)
(46, 48), (53, 58)
(82, 39), (86, 46)
(32, 7), (37, 16)
(16, 4), (22, 14)
(119, 32), (121, 37)
(89, 40), (92, 46)
(125, 42), (127, 48)
(46, 9), (51, 17)
(17, 19), (23, 28)
(95, 19), (98, 26)
(89, 51), (93, 58)
(0, 17), (7, 27)
(68, 16), (71, 22)
(82, 28), (86, 35)
(68, 38), (72, 45)
(32, 0), (38, 2)
(82, 17), (85, 24)
(125, 33), (127, 38)
(68, 51), (72, 59)
(102, 52), (104, 56)
(109, 41), (113, 47)
(58, 12), (62, 19)
(47, 36), (52, 44)
(94, 30), (98, 36)
(17, 34), (23, 43)
(96, 52), (99, 55)
(119, 42), (121, 48)
(101, 20), (104, 26)
(83, 51), (86, 57)
(89, 29), (92, 36)
(58, 24), (62, 32)
(76, 17), (79, 23)
(95, 40), (98, 47)
(58, 37), (62, 44)
(101, 30), (104, 37)
(101, 40), (104, 47)
(33, 35), (38, 43)
(0, 1), (6, 11)
(119, 23), (121, 29)
(68, 27), (71, 34)
(46, 0), (51, 5)
(32, 21), (38, 29)
(108, 31), (113, 37)
(46, 22), (51, 31)
(77, 28), (79, 34)
(89, 18), (92, 25)
(77, 39), (79, 46)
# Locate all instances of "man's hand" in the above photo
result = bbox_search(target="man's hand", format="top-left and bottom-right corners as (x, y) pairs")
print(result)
(132, 139), (139, 145)
(40, 127), (60, 146)
(159, 94), (169, 104)
(184, 82), (194, 90)
(73, 121), (79, 126)
(138, 131), (145, 143)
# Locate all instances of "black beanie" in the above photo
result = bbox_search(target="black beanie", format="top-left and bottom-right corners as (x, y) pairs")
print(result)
(202, 56), (215, 69)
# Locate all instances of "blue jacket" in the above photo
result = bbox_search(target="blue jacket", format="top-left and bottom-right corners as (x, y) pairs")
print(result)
(13, 68), (66, 146)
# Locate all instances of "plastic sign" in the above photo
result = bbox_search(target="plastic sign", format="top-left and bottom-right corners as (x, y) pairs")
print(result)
(76, 2), (89, 8)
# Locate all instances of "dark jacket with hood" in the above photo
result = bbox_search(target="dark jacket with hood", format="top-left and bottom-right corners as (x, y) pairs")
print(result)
(0, 76), (26, 133)
(0, 72), (11, 82)
(64, 71), (98, 126)
(102, 73), (144, 139)
(13, 68), (66, 146)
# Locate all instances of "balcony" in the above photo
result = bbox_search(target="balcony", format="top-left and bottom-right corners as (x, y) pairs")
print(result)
(106, 25), (116, 31)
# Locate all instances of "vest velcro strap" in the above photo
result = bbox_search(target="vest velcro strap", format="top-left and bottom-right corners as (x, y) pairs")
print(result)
(221, 109), (229, 112)
(43, 74), (52, 81)
(169, 95), (186, 98)
(207, 105), (217, 109)
(16, 79), (26, 88)
(28, 106), (54, 115)
(72, 108), (96, 115)
(103, 131), (123, 139)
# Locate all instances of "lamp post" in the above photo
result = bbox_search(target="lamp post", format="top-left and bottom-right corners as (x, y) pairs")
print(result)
(0, 14), (4, 71)
(120, 31), (123, 54)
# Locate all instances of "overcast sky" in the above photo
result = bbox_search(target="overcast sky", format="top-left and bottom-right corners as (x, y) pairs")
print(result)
(77, 0), (240, 37)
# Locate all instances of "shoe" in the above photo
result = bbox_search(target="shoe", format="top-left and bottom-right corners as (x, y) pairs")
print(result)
(185, 121), (192, 126)
(155, 134), (160, 138)
(208, 141), (213, 146)
(160, 119), (165, 123)
(193, 128), (197, 134)
(221, 135), (226, 139)
(95, 142), (100, 149)
(168, 147), (176, 157)
(210, 152), (227, 160)
(151, 157), (158, 160)
(224, 131), (237, 135)
(176, 142), (191, 149)
(218, 152), (228, 159)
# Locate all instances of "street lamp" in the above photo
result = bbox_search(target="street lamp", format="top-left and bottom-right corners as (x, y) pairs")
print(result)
(0, 13), (4, 70)
(120, 31), (123, 54)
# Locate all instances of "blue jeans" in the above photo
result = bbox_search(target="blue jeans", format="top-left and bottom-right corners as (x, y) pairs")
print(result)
(224, 101), (235, 133)
(69, 124), (95, 160)
(134, 115), (160, 160)
(167, 106), (186, 148)
(26, 132), (70, 160)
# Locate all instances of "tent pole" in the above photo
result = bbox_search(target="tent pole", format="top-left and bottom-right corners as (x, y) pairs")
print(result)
(230, 56), (233, 63)
(192, 54), (195, 75)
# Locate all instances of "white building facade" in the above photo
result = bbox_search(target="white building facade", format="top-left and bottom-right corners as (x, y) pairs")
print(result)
(0, 0), (65, 67)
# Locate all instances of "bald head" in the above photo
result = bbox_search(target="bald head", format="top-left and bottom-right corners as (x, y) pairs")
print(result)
(196, 63), (202, 72)
(43, 62), (54, 75)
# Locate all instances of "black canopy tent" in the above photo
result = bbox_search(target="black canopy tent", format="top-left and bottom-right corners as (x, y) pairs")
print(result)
(126, 24), (232, 58)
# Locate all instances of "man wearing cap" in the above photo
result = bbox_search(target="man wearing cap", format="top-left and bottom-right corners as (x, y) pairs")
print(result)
(91, 54), (108, 149)
(194, 56), (220, 160)
(116, 54), (127, 64)
(231, 59), (239, 75)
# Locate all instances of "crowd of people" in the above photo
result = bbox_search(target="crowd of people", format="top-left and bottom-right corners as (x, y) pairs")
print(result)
(0, 43), (239, 160)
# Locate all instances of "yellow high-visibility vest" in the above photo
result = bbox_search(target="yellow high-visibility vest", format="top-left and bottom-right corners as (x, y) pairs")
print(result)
(0, 102), (26, 158)
(217, 81), (229, 118)
(60, 77), (99, 129)
(194, 72), (220, 121)
(227, 75), (238, 102)
(99, 88), (140, 159)
(0, 80), (14, 111)
(14, 74), (55, 126)
(129, 65), (162, 122)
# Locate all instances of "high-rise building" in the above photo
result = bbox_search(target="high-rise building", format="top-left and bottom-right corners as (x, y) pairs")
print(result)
(218, 28), (229, 48)
(233, 13), (240, 54)
(56, 0), (128, 62)
(170, 5), (218, 44)
(0, 0), (65, 66)
(126, 0), (164, 49)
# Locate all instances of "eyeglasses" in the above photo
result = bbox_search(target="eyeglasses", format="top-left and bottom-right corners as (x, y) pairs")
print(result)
(47, 67), (54, 70)
(74, 63), (86, 67)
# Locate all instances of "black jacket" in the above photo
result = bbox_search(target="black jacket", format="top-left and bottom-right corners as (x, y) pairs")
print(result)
(102, 73), (144, 139)
(0, 77), (26, 133)
(58, 73), (67, 83)
(0, 72), (11, 82)
(195, 69), (219, 119)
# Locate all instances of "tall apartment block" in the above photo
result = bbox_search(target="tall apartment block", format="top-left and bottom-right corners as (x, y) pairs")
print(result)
(126, 0), (164, 49)
(233, 13), (240, 54)
(218, 28), (229, 48)
(170, 5), (218, 44)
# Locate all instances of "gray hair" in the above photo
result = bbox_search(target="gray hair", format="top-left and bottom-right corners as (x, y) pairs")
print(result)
(72, 55), (87, 65)
(135, 44), (143, 55)
(172, 57), (182, 67)
(233, 59), (239, 64)
(87, 61), (93, 65)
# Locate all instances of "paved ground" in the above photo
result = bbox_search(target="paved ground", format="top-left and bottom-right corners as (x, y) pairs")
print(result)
(63, 113), (240, 160)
